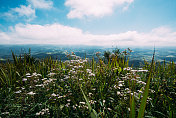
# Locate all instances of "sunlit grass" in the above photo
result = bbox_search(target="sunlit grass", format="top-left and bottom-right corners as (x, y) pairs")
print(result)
(0, 48), (175, 117)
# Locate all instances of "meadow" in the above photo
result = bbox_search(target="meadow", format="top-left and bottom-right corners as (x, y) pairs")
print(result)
(0, 48), (175, 118)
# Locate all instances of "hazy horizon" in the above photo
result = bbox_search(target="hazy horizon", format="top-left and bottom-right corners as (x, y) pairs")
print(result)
(0, 45), (176, 66)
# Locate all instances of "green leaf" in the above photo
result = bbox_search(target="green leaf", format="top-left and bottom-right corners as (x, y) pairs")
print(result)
(0, 67), (8, 85)
(130, 93), (135, 118)
(137, 49), (155, 118)
(80, 86), (98, 118)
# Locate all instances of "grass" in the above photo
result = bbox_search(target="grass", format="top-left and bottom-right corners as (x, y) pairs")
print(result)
(0, 48), (175, 117)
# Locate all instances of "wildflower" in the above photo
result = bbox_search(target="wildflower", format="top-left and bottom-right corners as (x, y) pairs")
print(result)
(15, 90), (22, 94)
(41, 112), (45, 115)
(118, 83), (123, 87)
(58, 79), (63, 82)
(51, 93), (57, 97)
(41, 108), (49, 112)
(26, 73), (30, 76)
(118, 81), (124, 83)
(125, 88), (129, 91)
(131, 70), (138, 72)
(74, 66), (78, 69)
(83, 59), (87, 63)
(48, 73), (56, 76)
(26, 75), (32, 78)
(64, 75), (69, 80)
(37, 74), (42, 76)
(137, 81), (146, 85)
(89, 73), (95, 77)
(72, 105), (76, 110)
(67, 99), (71, 102)
(79, 102), (86, 105)
(136, 76), (141, 79)
(88, 92), (93, 97)
(84, 106), (88, 109)
(92, 88), (96, 91)
(89, 100), (96, 104)
(138, 70), (148, 72)
(32, 72), (37, 76)
(117, 91), (121, 95)
(22, 78), (27, 81)
(65, 103), (70, 107)
(150, 89), (155, 93)
(34, 80), (38, 83)
(35, 84), (44, 87)
(114, 85), (120, 89)
(86, 69), (92, 73)
(21, 87), (25, 90)
(2, 112), (9, 115)
(27, 91), (36, 95)
(123, 67), (132, 71)
(141, 81), (146, 85)
(36, 112), (40, 116)
(52, 78), (57, 81)
(58, 96), (63, 99)
(138, 90), (143, 94)
(70, 70), (76, 74)
(148, 97), (152, 101)
(42, 78), (47, 81)
(107, 108), (112, 111)
(128, 108), (130, 111)
(78, 65), (83, 68)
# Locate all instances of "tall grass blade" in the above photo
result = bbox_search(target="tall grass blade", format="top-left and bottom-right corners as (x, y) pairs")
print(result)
(11, 51), (18, 65)
(0, 67), (8, 86)
(137, 49), (155, 118)
(80, 86), (98, 118)
(130, 93), (135, 118)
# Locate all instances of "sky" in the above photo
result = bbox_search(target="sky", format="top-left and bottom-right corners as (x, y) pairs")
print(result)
(0, 0), (176, 47)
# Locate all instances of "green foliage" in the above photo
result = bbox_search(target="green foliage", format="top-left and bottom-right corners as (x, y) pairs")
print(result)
(130, 93), (135, 118)
(0, 49), (176, 117)
(80, 86), (98, 118)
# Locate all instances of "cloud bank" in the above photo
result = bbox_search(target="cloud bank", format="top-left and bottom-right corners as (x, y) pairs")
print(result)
(65, 0), (134, 19)
(0, 24), (176, 46)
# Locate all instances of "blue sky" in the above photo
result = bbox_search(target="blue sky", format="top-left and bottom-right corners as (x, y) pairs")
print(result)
(0, 0), (176, 46)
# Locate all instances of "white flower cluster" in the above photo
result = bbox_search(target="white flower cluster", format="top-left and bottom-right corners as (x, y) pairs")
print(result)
(36, 108), (50, 116)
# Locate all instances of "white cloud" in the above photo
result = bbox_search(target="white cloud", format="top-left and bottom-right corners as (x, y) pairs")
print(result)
(3, 5), (36, 21)
(13, 5), (36, 19)
(2, 0), (53, 21)
(3, 12), (15, 19)
(65, 0), (134, 19)
(0, 24), (176, 47)
(27, 0), (53, 9)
